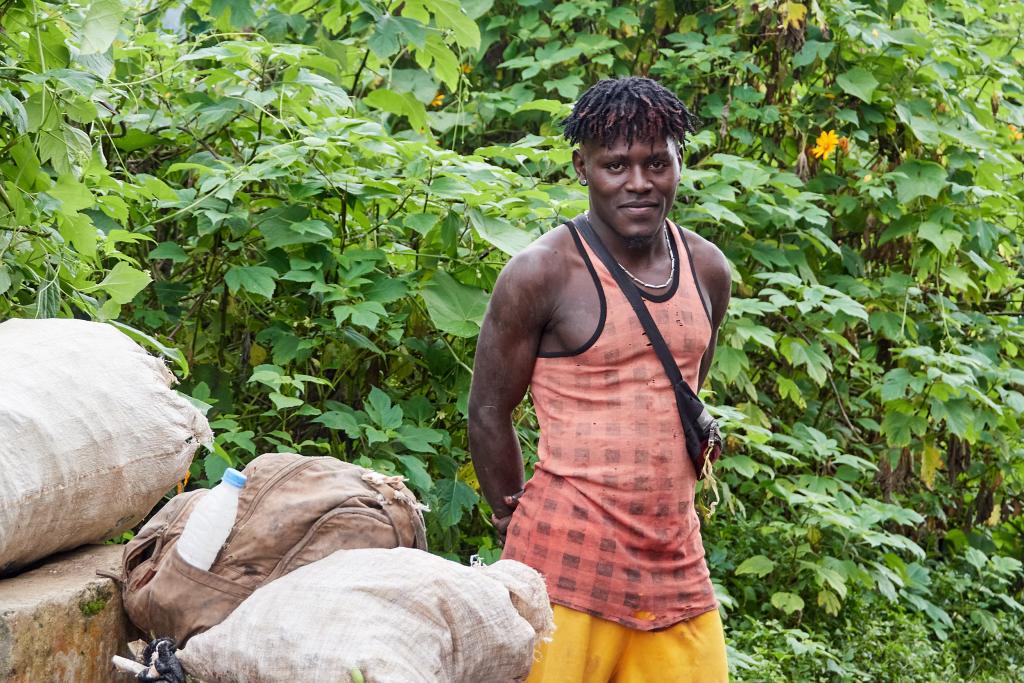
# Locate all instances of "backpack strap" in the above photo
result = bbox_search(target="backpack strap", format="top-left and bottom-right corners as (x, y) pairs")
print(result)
(361, 472), (429, 549)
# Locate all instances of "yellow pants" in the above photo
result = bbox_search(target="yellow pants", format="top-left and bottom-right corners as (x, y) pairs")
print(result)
(526, 605), (729, 683)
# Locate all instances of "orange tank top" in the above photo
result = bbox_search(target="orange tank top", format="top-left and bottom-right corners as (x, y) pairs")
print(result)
(502, 219), (718, 630)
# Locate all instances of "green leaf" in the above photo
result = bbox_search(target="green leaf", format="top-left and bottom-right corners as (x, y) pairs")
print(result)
(293, 70), (352, 110)
(818, 589), (841, 615)
(404, 212), (439, 237)
(364, 88), (429, 133)
(209, 0), (257, 28)
(25, 23), (70, 73)
(150, 242), (189, 262)
(421, 270), (489, 337)
(204, 450), (230, 483)
(366, 278), (408, 304)
(0, 91), (28, 134)
(107, 321), (190, 377)
(431, 0), (481, 49)
(815, 563), (848, 599)
(891, 160), (948, 204)
(776, 375), (806, 408)
(770, 591), (805, 614)
(779, 337), (831, 385)
(48, 176), (95, 212)
(434, 478), (479, 527)
(713, 346), (748, 383)
(269, 392), (304, 409)
(468, 209), (533, 255)
(881, 368), (924, 402)
(225, 266), (277, 299)
(350, 301), (388, 330)
(916, 221), (961, 255)
(57, 213), (98, 258)
(62, 94), (97, 124)
(139, 175), (180, 202)
(418, 34), (460, 90)
(881, 410), (926, 447)
(368, 15), (403, 58)
(920, 443), (941, 490)
(735, 554), (776, 577)
(792, 40), (834, 68)
(699, 201), (745, 227)
(25, 68), (100, 96)
(88, 262), (152, 304)
(78, 0), (125, 55)
(249, 364), (285, 390)
(314, 410), (362, 439)
(895, 103), (941, 146)
(929, 398), (974, 438)
(360, 426), (387, 445)
(397, 425), (444, 453)
(35, 277), (61, 318)
(515, 99), (572, 116)
(37, 126), (67, 170)
(261, 218), (334, 250)
(340, 327), (384, 355)
(366, 386), (403, 429)
(396, 454), (432, 492)
(181, 388), (214, 415)
(715, 154), (772, 190)
(835, 67), (878, 104)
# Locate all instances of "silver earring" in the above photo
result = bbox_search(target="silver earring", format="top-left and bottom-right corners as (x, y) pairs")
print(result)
(580, 178), (588, 186)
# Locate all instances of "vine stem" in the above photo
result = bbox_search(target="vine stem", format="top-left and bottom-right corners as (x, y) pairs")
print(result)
(778, 312), (865, 442)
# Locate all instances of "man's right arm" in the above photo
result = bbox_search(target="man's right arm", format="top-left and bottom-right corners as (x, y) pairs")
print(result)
(468, 247), (554, 537)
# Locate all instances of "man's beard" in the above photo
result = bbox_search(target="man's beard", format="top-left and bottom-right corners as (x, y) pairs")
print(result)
(623, 230), (659, 251)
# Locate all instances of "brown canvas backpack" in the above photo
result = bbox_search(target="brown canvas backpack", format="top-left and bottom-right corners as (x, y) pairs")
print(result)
(116, 452), (428, 644)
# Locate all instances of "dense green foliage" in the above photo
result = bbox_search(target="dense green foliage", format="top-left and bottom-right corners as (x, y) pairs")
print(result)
(2, 0), (1023, 678)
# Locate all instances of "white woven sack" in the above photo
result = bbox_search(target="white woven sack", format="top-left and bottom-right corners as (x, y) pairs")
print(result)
(179, 547), (554, 683)
(0, 318), (212, 574)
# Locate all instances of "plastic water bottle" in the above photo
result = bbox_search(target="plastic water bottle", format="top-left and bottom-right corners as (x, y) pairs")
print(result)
(176, 468), (247, 571)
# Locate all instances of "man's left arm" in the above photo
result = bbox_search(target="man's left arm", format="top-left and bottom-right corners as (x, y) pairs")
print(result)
(692, 237), (732, 390)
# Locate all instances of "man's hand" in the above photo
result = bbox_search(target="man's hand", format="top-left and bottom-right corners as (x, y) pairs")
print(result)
(491, 491), (524, 542)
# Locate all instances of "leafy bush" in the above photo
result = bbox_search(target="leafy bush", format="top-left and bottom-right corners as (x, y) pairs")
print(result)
(1, 0), (1021, 676)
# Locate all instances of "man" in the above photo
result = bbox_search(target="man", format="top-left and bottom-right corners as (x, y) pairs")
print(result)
(468, 77), (731, 682)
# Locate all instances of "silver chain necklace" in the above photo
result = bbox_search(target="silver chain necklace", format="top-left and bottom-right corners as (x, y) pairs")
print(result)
(586, 212), (676, 289)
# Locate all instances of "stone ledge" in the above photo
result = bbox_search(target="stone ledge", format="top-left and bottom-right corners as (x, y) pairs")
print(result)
(0, 544), (135, 682)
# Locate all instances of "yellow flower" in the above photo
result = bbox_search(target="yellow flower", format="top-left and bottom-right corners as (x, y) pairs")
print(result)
(864, 174), (873, 182)
(811, 130), (840, 160)
(431, 92), (444, 108)
(461, 63), (472, 74)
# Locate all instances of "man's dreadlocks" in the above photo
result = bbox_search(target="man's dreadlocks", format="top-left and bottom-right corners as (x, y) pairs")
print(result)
(562, 77), (701, 148)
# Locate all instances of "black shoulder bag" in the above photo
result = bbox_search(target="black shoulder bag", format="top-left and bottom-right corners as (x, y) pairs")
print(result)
(572, 214), (722, 508)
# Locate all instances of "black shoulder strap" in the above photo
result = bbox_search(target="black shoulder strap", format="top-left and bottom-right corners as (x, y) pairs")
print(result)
(572, 214), (709, 461)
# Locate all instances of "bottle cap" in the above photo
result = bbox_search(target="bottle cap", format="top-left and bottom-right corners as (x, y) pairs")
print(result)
(222, 468), (247, 488)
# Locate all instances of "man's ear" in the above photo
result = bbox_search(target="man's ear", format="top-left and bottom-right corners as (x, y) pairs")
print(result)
(572, 148), (586, 183)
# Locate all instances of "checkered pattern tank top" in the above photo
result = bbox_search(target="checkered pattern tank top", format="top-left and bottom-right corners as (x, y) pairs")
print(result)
(502, 219), (718, 630)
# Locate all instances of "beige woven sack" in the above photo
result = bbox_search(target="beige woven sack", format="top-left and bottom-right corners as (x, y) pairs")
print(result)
(178, 548), (554, 683)
(0, 318), (211, 575)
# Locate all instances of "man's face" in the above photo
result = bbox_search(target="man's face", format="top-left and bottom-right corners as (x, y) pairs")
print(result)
(573, 135), (682, 247)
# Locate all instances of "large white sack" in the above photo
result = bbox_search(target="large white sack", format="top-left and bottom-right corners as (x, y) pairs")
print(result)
(0, 318), (211, 574)
(179, 548), (554, 683)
